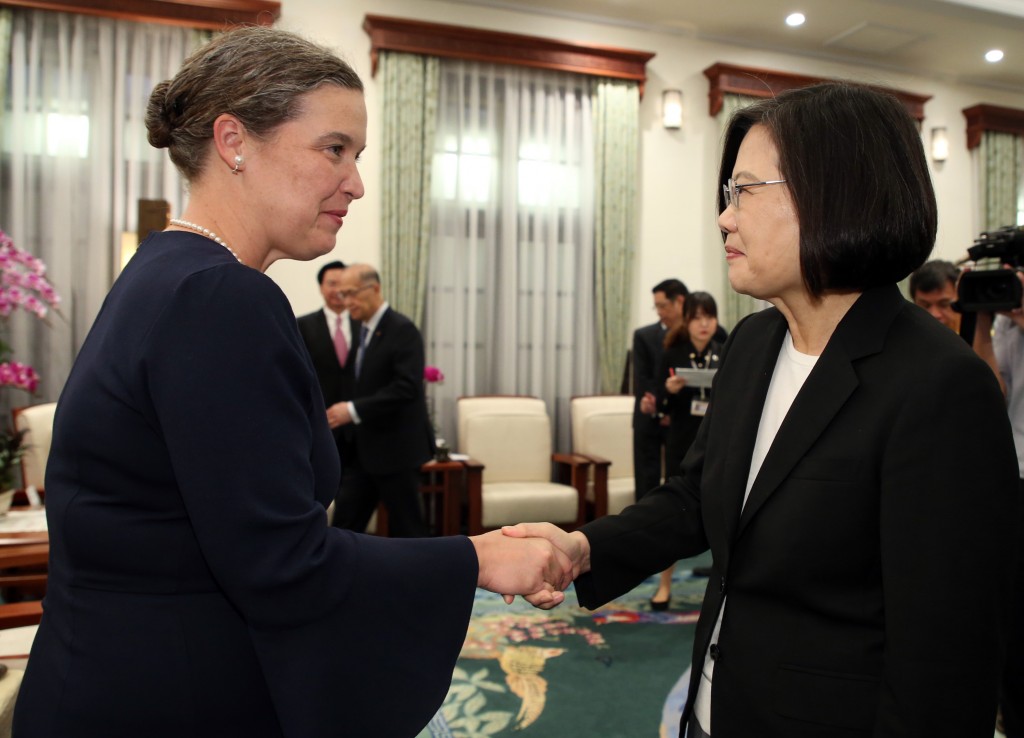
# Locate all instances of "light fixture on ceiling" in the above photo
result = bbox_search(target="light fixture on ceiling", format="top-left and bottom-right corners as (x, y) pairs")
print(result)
(931, 126), (949, 163)
(662, 89), (683, 130)
(986, 49), (1004, 62)
(786, 12), (806, 27)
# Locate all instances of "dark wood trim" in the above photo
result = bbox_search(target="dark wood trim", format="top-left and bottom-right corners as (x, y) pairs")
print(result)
(963, 103), (1024, 150)
(363, 14), (655, 97)
(702, 62), (931, 123)
(0, 0), (279, 30)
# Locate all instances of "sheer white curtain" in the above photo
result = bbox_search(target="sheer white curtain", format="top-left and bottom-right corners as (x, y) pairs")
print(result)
(1, 9), (197, 401)
(425, 61), (599, 452)
(717, 93), (769, 330)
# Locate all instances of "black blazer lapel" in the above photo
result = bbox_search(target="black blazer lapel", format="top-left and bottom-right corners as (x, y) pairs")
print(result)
(736, 285), (904, 537)
(713, 312), (788, 550)
(345, 316), (361, 371)
(355, 307), (390, 385)
(312, 312), (332, 352)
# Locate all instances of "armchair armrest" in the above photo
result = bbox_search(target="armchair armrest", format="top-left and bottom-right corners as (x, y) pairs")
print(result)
(574, 452), (612, 519)
(0, 600), (42, 629)
(552, 453), (591, 527)
(462, 457), (486, 535)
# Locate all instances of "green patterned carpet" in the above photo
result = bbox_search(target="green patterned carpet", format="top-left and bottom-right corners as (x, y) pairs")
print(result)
(419, 552), (712, 738)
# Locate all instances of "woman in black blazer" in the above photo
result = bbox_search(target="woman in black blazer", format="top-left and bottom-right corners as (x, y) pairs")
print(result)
(13, 27), (570, 738)
(508, 82), (1019, 737)
(660, 291), (723, 477)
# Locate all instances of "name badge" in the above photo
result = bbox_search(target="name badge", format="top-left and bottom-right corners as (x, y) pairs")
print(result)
(690, 398), (709, 417)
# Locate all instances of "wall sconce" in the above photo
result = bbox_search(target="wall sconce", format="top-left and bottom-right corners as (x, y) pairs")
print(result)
(662, 89), (683, 130)
(931, 126), (949, 163)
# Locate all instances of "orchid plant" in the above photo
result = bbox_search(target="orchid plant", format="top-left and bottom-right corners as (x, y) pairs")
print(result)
(0, 229), (61, 490)
(423, 366), (448, 460)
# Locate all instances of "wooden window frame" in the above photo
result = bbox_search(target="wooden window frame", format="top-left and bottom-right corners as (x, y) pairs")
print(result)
(362, 14), (655, 97)
(702, 62), (930, 123)
(962, 104), (1024, 150)
(0, 0), (279, 30)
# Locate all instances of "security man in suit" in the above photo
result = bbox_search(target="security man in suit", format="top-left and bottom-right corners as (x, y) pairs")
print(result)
(296, 261), (361, 508)
(632, 279), (688, 500)
(332, 264), (432, 538)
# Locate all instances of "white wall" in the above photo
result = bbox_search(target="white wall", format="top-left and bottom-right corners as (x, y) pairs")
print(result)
(268, 0), (1024, 337)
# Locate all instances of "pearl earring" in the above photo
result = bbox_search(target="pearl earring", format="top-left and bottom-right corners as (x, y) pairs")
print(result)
(231, 155), (244, 174)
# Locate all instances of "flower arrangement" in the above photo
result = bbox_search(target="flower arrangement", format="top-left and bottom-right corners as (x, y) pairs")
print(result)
(0, 229), (61, 491)
(423, 365), (447, 460)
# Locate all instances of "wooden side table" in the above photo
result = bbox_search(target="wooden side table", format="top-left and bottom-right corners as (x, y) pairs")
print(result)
(419, 459), (467, 536)
(371, 459), (472, 537)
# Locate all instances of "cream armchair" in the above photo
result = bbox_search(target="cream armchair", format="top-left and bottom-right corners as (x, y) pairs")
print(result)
(570, 394), (635, 518)
(12, 402), (57, 496)
(456, 396), (589, 535)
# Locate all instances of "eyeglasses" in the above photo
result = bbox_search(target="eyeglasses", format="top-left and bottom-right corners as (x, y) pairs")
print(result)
(337, 284), (374, 299)
(722, 177), (787, 209)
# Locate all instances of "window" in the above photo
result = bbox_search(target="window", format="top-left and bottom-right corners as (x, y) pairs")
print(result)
(425, 61), (599, 449)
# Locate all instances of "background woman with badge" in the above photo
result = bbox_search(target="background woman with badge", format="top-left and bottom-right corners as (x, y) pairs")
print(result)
(649, 291), (724, 609)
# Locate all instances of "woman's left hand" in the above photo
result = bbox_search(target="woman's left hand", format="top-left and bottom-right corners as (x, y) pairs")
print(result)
(470, 529), (575, 608)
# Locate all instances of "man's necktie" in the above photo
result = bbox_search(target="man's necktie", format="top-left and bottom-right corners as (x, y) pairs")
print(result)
(333, 315), (348, 367)
(355, 324), (369, 378)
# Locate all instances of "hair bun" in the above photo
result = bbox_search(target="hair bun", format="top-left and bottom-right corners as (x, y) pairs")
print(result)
(145, 80), (175, 149)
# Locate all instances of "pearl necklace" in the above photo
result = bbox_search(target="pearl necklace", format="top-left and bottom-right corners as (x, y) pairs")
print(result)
(169, 218), (243, 264)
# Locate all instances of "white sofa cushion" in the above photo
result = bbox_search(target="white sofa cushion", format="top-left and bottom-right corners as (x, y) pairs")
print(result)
(14, 402), (57, 491)
(463, 413), (551, 483)
(571, 396), (633, 478)
(480, 482), (580, 528)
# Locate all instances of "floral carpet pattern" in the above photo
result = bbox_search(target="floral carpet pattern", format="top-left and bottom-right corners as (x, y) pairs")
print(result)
(419, 555), (712, 738)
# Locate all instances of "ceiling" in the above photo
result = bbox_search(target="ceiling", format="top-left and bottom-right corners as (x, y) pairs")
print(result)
(446, 0), (1024, 94)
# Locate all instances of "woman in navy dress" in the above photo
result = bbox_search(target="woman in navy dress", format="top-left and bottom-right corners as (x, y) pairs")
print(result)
(13, 26), (569, 738)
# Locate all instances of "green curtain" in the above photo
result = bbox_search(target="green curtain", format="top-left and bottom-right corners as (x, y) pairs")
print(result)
(979, 130), (1024, 231)
(0, 8), (11, 130)
(379, 51), (439, 325)
(593, 78), (638, 394)
(716, 94), (765, 330)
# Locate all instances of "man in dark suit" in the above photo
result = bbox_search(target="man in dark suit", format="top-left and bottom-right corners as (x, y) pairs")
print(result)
(632, 279), (687, 500)
(332, 264), (432, 537)
(296, 261), (360, 493)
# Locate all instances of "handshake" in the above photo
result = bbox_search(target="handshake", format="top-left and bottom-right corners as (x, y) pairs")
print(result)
(469, 523), (592, 609)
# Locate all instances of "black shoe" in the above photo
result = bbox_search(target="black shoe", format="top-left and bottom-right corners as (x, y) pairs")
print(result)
(691, 566), (712, 577)
(650, 596), (670, 611)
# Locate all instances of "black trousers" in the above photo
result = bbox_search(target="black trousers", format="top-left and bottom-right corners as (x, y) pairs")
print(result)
(333, 454), (428, 538)
(1002, 479), (1024, 737)
(633, 421), (668, 501)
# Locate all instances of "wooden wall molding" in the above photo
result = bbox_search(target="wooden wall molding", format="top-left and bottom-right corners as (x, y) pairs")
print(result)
(963, 104), (1024, 149)
(0, 0), (279, 30)
(363, 14), (655, 96)
(702, 62), (931, 123)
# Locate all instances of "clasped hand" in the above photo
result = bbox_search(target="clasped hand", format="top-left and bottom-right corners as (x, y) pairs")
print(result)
(470, 523), (591, 610)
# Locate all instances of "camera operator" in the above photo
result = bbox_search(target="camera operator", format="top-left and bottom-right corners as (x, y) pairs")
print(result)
(971, 272), (1024, 738)
(910, 259), (961, 333)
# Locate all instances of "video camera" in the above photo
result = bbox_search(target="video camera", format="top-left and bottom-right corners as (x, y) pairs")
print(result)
(955, 225), (1024, 312)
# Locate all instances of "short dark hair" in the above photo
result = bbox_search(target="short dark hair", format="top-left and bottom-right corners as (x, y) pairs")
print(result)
(683, 291), (718, 322)
(718, 82), (936, 298)
(317, 260), (346, 285)
(653, 279), (689, 301)
(909, 259), (958, 297)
